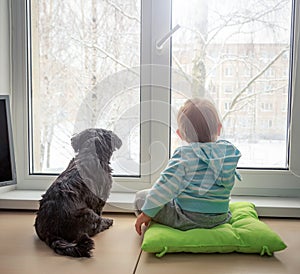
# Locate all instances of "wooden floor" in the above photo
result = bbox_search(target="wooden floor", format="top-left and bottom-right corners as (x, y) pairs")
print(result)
(0, 210), (299, 274)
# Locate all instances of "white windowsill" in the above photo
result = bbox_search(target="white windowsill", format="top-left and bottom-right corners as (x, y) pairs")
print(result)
(0, 190), (136, 213)
(0, 189), (300, 218)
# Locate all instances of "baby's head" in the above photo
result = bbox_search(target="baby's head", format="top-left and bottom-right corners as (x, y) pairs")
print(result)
(177, 98), (222, 143)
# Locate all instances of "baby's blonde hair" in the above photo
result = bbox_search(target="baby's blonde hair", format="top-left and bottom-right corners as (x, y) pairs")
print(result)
(177, 98), (221, 143)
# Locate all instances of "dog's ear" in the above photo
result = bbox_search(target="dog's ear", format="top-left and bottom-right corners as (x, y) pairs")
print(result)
(95, 138), (111, 162)
(71, 129), (97, 152)
(71, 131), (85, 152)
(94, 130), (122, 161)
(110, 131), (122, 151)
(101, 130), (122, 152)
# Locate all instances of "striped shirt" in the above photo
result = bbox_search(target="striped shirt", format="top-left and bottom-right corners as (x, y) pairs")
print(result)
(142, 140), (242, 217)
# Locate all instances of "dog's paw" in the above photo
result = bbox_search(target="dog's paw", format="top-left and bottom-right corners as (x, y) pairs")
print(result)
(104, 218), (113, 227)
(100, 218), (113, 231)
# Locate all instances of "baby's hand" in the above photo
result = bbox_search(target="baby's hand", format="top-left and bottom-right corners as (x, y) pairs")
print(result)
(135, 212), (151, 235)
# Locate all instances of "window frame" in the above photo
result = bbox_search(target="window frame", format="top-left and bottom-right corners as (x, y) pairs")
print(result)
(10, 0), (300, 197)
(231, 0), (300, 196)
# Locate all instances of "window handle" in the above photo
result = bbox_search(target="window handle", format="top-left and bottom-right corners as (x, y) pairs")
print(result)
(156, 24), (181, 51)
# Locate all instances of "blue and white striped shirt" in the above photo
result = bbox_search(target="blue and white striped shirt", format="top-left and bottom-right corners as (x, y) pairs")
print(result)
(142, 140), (242, 217)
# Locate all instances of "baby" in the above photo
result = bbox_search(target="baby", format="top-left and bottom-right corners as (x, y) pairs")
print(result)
(135, 98), (241, 235)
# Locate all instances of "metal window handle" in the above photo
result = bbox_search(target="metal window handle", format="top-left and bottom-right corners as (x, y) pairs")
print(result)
(156, 24), (181, 51)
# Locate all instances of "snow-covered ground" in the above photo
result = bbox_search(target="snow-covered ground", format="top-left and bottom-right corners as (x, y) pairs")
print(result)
(46, 133), (287, 176)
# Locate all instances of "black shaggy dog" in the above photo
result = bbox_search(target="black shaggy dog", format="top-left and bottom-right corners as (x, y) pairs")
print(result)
(34, 128), (122, 257)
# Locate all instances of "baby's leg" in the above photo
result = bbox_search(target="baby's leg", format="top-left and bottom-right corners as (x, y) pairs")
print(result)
(134, 189), (150, 216)
(152, 200), (195, 230)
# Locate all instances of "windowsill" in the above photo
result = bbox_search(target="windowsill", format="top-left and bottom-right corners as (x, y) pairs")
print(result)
(0, 189), (300, 217)
(0, 190), (136, 212)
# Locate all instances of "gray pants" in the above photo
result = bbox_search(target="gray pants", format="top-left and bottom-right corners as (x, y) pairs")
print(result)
(134, 189), (231, 231)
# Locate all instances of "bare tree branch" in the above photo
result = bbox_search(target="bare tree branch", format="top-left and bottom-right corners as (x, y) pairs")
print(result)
(222, 46), (289, 121)
(223, 101), (250, 118)
(104, 0), (140, 23)
(172, 55), (193, 85)
(235, 84), (287, 104)
(71, 36), (139, 75)
(207, 0), (289, 45)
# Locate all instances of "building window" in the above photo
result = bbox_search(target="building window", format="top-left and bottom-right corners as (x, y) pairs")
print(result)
(224, 102), (231, 111)
(260, 119), (273, 129)
(261, 102), (273, 111)
(224, 85), (234, 93)
(224, 66), (233, 77)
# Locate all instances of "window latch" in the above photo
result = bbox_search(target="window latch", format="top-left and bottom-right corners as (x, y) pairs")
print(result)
(156, 24), (181, 51)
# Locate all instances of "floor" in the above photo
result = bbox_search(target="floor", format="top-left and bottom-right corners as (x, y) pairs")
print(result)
(0, 211), (299, 274)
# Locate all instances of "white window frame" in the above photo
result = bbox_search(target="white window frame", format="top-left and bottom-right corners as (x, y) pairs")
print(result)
(9, 0), (300, 198)
(260, 102), (273, 111)
(10, 0), (172, 193)
(224, 66), (233, 77)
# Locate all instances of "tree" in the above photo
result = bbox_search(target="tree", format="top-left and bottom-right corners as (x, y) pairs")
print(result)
(172, 0), (290, 140)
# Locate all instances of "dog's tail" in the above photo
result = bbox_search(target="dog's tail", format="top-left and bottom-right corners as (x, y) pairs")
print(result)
(48, 234), (94, 257)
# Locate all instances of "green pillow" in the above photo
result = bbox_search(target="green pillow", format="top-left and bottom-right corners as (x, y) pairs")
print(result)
(141, 202), (287, 257)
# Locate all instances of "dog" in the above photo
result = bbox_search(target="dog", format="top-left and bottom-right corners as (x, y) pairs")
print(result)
(34, 128), (122, 257)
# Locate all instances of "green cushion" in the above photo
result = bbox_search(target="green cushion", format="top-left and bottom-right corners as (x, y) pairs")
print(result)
(141, 202), (287, 257)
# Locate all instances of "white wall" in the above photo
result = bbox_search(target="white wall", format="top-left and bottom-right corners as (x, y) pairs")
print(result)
(0, 0), (10, 95)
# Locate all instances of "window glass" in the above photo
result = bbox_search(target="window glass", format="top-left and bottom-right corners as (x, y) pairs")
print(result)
(29, 0), (141, 175)
(171, 0), (292, 168)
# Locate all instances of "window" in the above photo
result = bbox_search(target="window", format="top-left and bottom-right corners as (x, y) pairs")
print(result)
(264, 68), (275, 78)
(224, 102), (231, 111)
(224, 85), (233, 93)
(11, 0), (300, 197)
(264, 85), (274, 94)
(260, 102), (273, 112)
(224, 66), (233, 77)
(260, 119), (273, 129)
(29, 0), (141, 176)
(171, 0), (294, 170)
